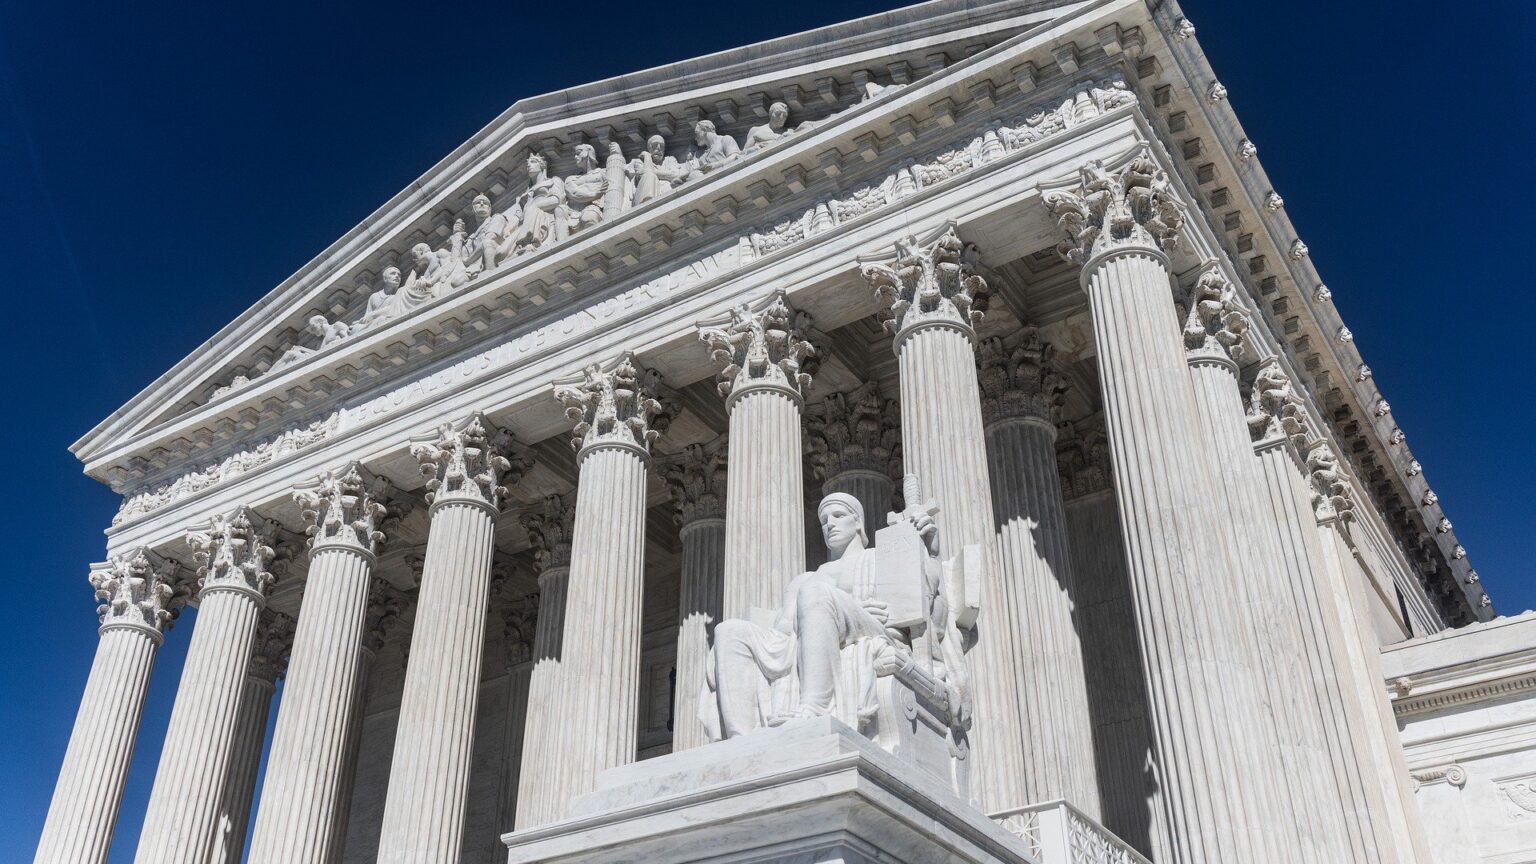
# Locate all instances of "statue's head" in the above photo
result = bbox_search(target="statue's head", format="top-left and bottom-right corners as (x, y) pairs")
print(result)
(526, 153), (547, 176)
(472, 193), (492, 218)
(306, 314), (329, 336)
(381, 265), (402, 288)
(817, 493), (867, 556)
(410, 242), (432, 264)
(647, 134), (666, 159)
(694, 120), (716, 145)
(769, 101), (788, 127)
(574, 143), (597, 169)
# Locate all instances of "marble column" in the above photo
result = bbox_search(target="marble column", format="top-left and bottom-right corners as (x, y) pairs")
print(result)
(35, 549), (183, 864)
(134, 507), (283, 864)
(535, 354), (668, 823)
(805, 385), (901, 541)
(977, 333), (1099, 817)
(377, 414), (529, 863)
(249, 464), (401, 864)
(495, 590), (538, 834)
(328, 579), (404, 860)
(513, 494), (575, 828)
(699, 291), (816, 618)
(214, 609), (294, 864)
(661, 442), (727, 752)
(1043, 152), (1280, 864)
(859, 226), (1026, 815)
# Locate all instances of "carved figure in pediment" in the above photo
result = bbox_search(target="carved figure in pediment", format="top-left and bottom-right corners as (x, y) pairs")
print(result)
(272, 314), (351, 371)
(404, 240), (469, 296)
(626, 135), (691, 206)
(463, 193), (510, 274)
(563, 143), (610, 234)
(505, 153), (569, 254)
(743, 101), (792, 154)
(690, 119), (740, 175)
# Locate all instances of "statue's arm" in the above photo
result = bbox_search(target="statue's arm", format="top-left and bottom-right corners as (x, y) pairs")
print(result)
(773, 571), (808, 633)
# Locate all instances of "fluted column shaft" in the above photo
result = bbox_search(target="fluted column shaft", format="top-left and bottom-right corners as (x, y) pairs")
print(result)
(328, 645), (379, 862)
(895, 322), (1026, 814)
(35, 624), (161, 864)
(134, 585), (265, 864)
(674, 516), (726, 751)
(544, 442), (651, 819)
(1081, 245), (1272, 863)
(376, 499), (498, 862)
(984, 415), (1098, 815)
(722, 386), (806, 617)
(515, 566), (570, 827)
(215, 670), (276, 864)
(822, 468), (893, 540)
(248, 545), (376, 864)
(496, 660), (533, 831)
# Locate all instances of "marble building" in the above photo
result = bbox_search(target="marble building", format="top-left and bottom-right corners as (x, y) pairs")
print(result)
(36, 0), (1522, 862)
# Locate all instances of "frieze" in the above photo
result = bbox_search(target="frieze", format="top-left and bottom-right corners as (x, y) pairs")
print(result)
(113, 77), (1141, 527)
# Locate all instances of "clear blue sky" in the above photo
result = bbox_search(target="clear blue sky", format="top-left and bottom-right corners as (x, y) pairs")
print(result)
(1, 1), (1531, 860)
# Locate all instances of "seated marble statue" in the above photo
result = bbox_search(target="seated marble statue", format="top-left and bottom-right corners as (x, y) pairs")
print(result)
(701, 484), (976, 752)
(689, 119), (741, 175)
(403, 240), (468, 296)
(742, 101), (792, 154)
(463, 193), (510, 274)
(626, 135), (691, 206)
(504, 153), (569, 254)
(563, 143), (609, 234)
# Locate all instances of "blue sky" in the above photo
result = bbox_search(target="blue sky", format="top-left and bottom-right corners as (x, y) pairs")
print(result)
(1, 0), (1531, 860)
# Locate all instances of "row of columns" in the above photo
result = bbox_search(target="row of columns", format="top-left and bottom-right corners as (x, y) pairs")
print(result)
(41, 149), (1423, 864)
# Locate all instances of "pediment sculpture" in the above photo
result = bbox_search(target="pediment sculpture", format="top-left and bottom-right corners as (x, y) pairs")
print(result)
(700, 475), (980, 797)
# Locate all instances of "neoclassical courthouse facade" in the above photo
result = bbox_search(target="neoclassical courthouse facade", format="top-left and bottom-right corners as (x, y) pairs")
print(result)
(37, 1), (1536, 863)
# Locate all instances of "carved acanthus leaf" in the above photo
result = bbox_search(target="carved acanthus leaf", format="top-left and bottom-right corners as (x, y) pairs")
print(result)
(411, 414), (529, 510)
(1306, 442), (1356, 523)
(1043, 149), (1184, 265)
(500, 592), (540, 667)
(805, 386), (901, 481)
(186, 506), (283, 598)
(860, 226), (990, 336)
(661, 442), (727, 526)
(1182, 265), (1250, 360)
(1245, 358), (1312, 446)
(978, 332), (1069, 425)
(292, 463), (399, 554)
(89, 548), (185, 634)
(248, 608), (297, 683)
(363, 577), (407, 654)
(1056, 421), (1112, 500)
(521, 494), (578, 572)
(553, 354), (670, 453)
(697, 292), (817, 400)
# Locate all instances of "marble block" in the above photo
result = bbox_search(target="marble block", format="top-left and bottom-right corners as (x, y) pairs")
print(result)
(501, 716), (1036, 864)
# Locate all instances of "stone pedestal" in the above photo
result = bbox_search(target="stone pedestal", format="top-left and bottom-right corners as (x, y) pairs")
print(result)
(978, 334), (1098, 817)
(662, 443), (727, 752)
(861, 226), (1027, 815)
(249, 465), (395, 864)
(215, 610), (292, 864)
(699, 291), (815, 618)
(135, 509), (281, 864)
(377, 416), (527, 863)
(502, 718), (1036, 864)
(35, 551), (181, 864)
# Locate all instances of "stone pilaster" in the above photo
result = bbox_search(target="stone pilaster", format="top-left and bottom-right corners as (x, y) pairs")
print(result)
(215, 609), (294, 864)
(1042, 151), (1275, 863)
(533, 354), (667, 824)
(377, 415), (529, 863)
(860, 225), (1028, 815)
(698, 291), (816, 617)
(976, 333), (1099, 817)
(661, 442), (727, 752)
(494, 587), (537, 834)
(134, 507), (283, 864)
(35, 549), (183, 864)
(513, 494), (575, 828)
(249, 463), (401, 864)
(804, 385), (901, 541)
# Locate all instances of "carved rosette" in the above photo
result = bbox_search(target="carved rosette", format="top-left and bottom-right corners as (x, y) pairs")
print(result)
(662, 442), (727, 526)
(860, 225), (990, 341)
(500, 592), (539, 668)
(1043, 149), (1184, 267)
(89, 548), (184, 637)
(1244, 358), (1312, 448)
(186, 505), (282, 600)
(247, 609), (297, 684)
(293, 463), (399, 555)
(977, 333), (1069, 427)
(521, 494), (578, 572)
(362, 577), (407, 655)
(411, 413), (530, 512)
(552, 353), (670, 456)
(805, 387), (902, 481)
(1182, 265), (1251, 363)
(697, 291), (818, 404)
(1056, 422), (1112, 500)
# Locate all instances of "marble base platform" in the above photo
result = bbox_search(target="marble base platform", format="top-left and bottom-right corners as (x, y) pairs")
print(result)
(500, 716), (1037, 863)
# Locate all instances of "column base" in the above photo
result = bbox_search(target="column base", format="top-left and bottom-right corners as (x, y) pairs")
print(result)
(500, 717), (1032, 864)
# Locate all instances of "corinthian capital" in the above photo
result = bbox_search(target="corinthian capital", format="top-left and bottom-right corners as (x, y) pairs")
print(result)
(521, 494), (577, 572)
(186, 506), (283, 599)
(804, 386), (901, 480)
(411, 413), (531, 511)
(89, 548), (184, 636)
(1043, 149), (1184, 265)
(553, 353), (670, 454)
(1244, 358), (1312, 446)
(500, 592), (539, 668)
(1182, 265), (1251, 361)
(661, 442), (727, 526)
(860, 225), (990, 338)
(1056, 421), (1112, 499)
(363, 577), (407, 655)
(293, 464), (401, 554)
(978, 332), (1068, 426)
(697, 291), (818, 402)
(248, 609), (297, 683)
(1306, 442), (1355, 523)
